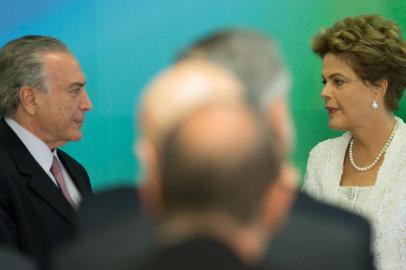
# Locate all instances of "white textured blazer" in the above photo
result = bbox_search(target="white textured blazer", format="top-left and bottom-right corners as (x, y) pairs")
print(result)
(303, 116), (406, 270)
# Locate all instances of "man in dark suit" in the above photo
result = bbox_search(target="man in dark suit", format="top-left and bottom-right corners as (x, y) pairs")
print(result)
(0, 35), (93, 266)
(265, 192), (373, 270)
(54, 59), (294, 270)
(140, 102), (290, 270)
(179, 29), (375, 269)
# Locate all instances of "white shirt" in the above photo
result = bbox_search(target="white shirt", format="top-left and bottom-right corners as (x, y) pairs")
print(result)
(303, 117), (406, 270)
(5, 117), (82, 207)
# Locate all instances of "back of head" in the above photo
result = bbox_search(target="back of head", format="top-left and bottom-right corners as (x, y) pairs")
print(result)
(159, 104), (281, 224)
(178, 29), (291, 112)
(312, 14), (406, 111)
(0, 35), (70, 117)
(139, 59), (244, 146)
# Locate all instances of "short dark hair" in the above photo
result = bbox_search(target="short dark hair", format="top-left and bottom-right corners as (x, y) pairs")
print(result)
(0, 35), (70, 116)
(159, 105), (281, 224)
(312, 14), (406, 111)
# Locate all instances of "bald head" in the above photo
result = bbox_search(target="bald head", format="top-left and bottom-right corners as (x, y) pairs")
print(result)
(159, 105), (281, 223)
(178, 105), (261, 167)
(139, 59), (244, 145)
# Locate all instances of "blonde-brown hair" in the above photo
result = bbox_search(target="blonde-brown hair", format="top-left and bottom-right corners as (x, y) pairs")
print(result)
(312, 14), (406, 111)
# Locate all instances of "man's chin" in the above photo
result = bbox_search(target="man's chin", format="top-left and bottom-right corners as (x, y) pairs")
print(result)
(69, 132), (83, 142)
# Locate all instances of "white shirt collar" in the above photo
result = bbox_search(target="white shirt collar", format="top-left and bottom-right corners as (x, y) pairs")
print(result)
(5, 117), (54, 173)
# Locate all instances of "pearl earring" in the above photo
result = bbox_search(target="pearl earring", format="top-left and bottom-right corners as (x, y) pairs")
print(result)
(372, 100), (378, 109)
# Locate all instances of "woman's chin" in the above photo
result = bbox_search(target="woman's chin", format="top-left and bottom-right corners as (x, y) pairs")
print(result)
(328, 119), (346, 131)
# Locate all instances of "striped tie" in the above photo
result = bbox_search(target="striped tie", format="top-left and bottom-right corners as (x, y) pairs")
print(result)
(50, 156), (74, 207)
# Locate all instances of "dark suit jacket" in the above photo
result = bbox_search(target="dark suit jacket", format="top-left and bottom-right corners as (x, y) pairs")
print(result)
(77, 186), (141, 234)
(0, 246), (37, 270)
(54, 192), (255, 270)
(0, 119), (92, 266)
(265, 192), (375, 270)
(56, 231), (255, 270)
(142, 237), (257, 270)
(55, 192), (375, 270)
(53, 211), (155, 270)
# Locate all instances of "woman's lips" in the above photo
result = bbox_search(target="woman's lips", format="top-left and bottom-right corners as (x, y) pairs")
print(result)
(326, 107), (338, 115)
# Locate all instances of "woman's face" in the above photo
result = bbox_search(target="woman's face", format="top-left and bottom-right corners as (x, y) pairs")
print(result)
(320, 53), (377, 131)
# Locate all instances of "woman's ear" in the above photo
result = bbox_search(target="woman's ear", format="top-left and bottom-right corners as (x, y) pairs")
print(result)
(373, 79), (389, 102)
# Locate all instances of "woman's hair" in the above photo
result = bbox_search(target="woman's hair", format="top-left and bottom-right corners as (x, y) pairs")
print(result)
(312, 14), (406, 111)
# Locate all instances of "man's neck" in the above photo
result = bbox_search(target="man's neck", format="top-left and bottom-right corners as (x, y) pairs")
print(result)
(12, 110), (64, 149)
(158, 211), (269, 265)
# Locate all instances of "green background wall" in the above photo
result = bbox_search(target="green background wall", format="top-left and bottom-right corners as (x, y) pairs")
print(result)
(1, 0), (405, 190)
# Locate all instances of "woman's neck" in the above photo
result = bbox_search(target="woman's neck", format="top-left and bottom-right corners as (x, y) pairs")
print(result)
(349, 113), (396, 156)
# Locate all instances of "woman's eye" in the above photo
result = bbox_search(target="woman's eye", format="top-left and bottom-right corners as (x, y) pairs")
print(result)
(333, 78), (344, 86)
(321, 79), (326, 85)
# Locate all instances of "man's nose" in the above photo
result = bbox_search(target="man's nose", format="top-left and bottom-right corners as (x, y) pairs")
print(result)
(80, 89), (93, 111)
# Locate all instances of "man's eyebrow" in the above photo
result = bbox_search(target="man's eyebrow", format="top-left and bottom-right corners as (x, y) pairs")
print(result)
(69, 82), (86, 88)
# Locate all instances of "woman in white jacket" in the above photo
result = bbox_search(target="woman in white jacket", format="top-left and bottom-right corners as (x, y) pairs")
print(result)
(303, 14), (406, 270)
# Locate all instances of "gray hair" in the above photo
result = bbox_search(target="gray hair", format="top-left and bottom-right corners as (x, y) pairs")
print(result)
(0, 35), (70, 117)
(177, 29), (291, 112)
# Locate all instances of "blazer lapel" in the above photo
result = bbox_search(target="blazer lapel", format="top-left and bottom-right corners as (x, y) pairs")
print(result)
(29, 173), (76, 225)
(57, 151), (92, 199)
(0, 119), (76, 225)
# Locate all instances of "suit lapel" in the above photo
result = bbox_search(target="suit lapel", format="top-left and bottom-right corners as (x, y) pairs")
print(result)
(0, 119), (76, 225)
(29, 173), (76, 224)
(57, 150), (92, 199)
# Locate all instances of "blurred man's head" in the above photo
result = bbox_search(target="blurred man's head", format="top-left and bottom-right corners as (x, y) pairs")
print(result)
(139, 59), (244, 147)
(135, 32), (298, 263)
(137, 59), (244, 216)
(160, 104), (280, 224)
(178, 29), (294, 155)
(158, 104), (290, 263)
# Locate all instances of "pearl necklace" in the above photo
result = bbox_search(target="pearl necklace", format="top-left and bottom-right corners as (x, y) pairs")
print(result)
(349, 119), (398, 172)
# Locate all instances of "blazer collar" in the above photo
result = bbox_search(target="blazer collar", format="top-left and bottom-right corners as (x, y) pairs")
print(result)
(58, 150), (92, 199)
(0, 119), (76, 224)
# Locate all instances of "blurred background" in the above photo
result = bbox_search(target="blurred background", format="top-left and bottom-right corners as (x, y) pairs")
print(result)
(1, 0), (405, 190)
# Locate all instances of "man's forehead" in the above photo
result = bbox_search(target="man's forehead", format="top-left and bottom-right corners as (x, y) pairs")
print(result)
(180, 105), (258, 153)
(148, 60), (244, 102)
(42, 51), (74, 64)
(139, 59), (246, 144)
(42, 52), (85, 81)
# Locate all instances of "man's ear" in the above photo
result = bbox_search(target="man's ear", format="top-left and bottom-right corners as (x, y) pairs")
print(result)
(266, 98), (294, 156)
(19, 86), (38, 116)
(259, 162), (298, 233)
(136, 139), (165, 219)
(136, 138), (160, 182)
